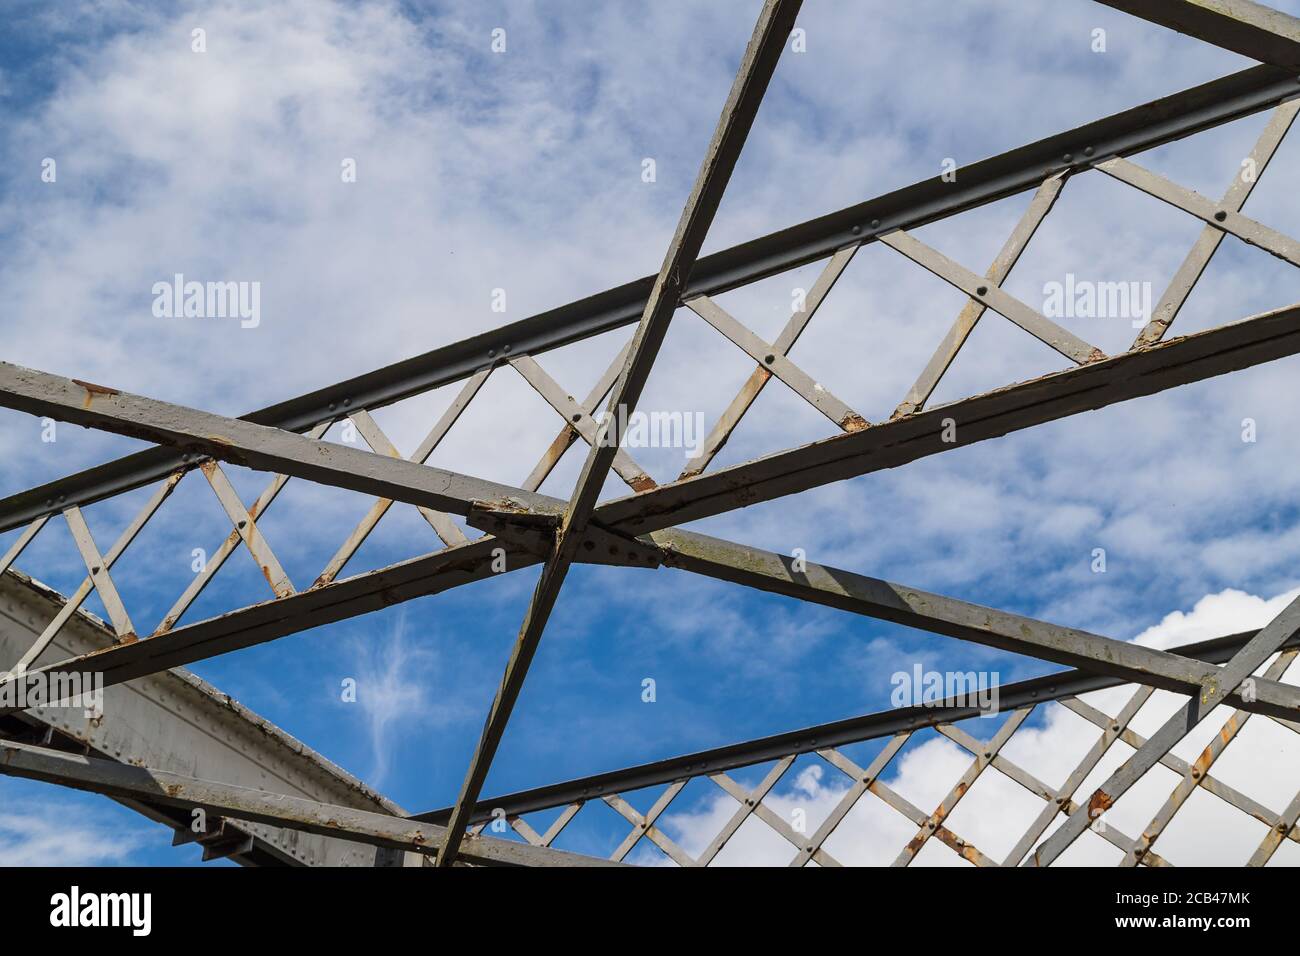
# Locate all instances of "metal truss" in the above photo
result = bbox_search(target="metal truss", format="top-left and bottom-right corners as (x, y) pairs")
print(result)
(3, 0), (1300, 866)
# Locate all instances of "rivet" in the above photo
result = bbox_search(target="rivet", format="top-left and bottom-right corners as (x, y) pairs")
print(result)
(1214, 210), (1227, 222)
(851, 225), (861, 235)
(1063, 153), (1073, 162)
(871, 219), (881, 229)
(764, 354), (775, 365)
(976, 286), (988, 297)
(1083, 146), (1094, 156)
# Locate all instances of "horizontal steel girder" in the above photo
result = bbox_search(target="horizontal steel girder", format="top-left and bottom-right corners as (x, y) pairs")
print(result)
(0, 362), (530, 519)
(415, 626), (1298, 826)
(0, 569), (408, 866)
(1, 64), (1297, 534)
(650, 528), (1300, 722)
(4, 304), (1300, 709)
(0, 738), (620, 867)
(1099, 0), (1300, 69)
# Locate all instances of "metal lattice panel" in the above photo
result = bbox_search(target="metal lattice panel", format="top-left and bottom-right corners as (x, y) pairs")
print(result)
(2, 0), (1300, 866)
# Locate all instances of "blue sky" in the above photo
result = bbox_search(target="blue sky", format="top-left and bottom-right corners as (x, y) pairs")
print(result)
(4, 0), (1300, 866)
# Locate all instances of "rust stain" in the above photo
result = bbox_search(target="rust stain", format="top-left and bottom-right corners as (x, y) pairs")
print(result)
(629, 475), (658, 493)
(1087, 789), (1114, 819)
(71, 379), (120, 409)
(840, 413), (870, 432)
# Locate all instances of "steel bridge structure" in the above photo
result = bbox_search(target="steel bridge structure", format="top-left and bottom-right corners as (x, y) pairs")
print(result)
(3, 0), (1300, 867)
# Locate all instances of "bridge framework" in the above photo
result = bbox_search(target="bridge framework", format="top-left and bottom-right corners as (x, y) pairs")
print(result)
(2, 0), (1300, 866)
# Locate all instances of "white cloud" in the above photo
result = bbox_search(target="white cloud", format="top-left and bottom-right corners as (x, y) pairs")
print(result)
(0, 796), (150, 866)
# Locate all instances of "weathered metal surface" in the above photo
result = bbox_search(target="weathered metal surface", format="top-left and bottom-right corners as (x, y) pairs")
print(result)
(3, 0), (1300, 869)
(0, 360), (542, 520)
(684, 294), (868, 430)
(879, 229), (1105, 365)
(11, 303), (1300, 720)
(1099, 0), (1300, 69)
(0, 569), (410, 866)
(1029, 590), (1300, 866)
(413, 626), (1300, 829)
(2, 64), (1297, 535)
(1133, 99), (1300, 347)
(434, 0), (807, 866)
(0, 737), (619, 867)
(1098, 155), (1300, 267)
(682, 245), (858, 478)
(652, 527), (1300, 720)
(894, 175), (1066, 417)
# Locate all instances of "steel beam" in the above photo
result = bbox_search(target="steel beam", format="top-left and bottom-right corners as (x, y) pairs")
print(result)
(1098, 0), (1300, 69)
(414, 627), (1295, 826)
(0, 569), (411, 866)
(0, 737), (620, 867)
(595, 302), (1300, 535)
(434, 0), (805, 867)
(1029, 589), (1300, 865)
(2, 65), (1297, 534)
(0, 361), (540, 519)
(8, 303), (1300, 708)
(652, 528), (1300, 721)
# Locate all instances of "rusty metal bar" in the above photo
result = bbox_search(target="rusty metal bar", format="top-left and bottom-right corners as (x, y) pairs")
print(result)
(684, 294), (868, 430)
(3, 65), (1296, 535)
(62, 505), (136, 642)
(199, 461), (296, 600)
(1096, 0), (1300, 69)
(414, 626), (1297, 828)
(1028, 590), (1300, 866)
(878, 229), (1106, 365)
(434, 0), (806, 867)
(0, 738), (620, 867)
(158, 421), (330, 633)
(681, 246), (858, 478)
(12, 303), (1300, 715)
(1133, 99), (1300, 346)
(895, 174), (1066, 416)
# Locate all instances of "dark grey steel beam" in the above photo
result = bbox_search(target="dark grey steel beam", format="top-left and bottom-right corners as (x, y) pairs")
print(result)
(414, 627), (1287, 826)
(1029, 589), (1300, 866)
(0, 567), (411, 867)
(0, 738), (620, 867)
(2, 64), (1296, 534)
(598, 303), (1300, 535)
(652, 528), (1300, 721)
(0, 362), (537, 519)
(0, 538), (539, 698)
(434, 0), (805, 867)
(7, 303), (1300, 706)
(1098, 0), (1300, 69)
